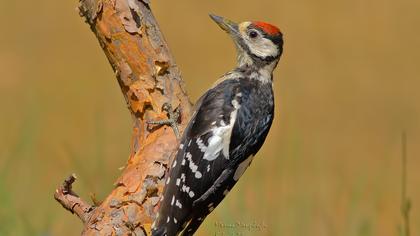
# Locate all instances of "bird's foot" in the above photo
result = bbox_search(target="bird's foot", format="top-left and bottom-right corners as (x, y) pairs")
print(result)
(147, 103), (181, 138)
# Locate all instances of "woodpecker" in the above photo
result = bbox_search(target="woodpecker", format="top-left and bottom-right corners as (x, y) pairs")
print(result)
(152, 14), (283, 236)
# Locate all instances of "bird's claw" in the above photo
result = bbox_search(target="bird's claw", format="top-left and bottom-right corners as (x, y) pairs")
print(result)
(147, 103), (181, 138)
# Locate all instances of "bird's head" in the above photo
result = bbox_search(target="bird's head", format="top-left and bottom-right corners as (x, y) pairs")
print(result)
(210, 14), (283, 69)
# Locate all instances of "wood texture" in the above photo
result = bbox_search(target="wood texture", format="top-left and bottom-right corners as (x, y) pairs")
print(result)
(54, 0), (192, 235)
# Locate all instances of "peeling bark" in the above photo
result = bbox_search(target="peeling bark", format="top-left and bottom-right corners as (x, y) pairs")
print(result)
(54, 0), (192, 235)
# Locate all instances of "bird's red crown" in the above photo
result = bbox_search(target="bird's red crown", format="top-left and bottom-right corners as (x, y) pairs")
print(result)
(252, 21), (281, 36)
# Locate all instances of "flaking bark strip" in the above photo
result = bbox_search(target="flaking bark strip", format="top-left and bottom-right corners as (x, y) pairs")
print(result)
(116, 0), (142, 34)
(128, 0), (143, 28)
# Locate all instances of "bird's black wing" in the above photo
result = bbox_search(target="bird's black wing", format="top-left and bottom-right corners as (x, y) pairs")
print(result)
(191, 77), (275, 215)
(152, 78), (242, 235)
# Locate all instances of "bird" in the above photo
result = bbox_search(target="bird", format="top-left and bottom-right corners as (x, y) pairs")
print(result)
(151, 14), (283, 236)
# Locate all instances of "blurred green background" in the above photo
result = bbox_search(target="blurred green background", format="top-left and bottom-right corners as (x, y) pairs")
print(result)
(0, 0), (419, 235)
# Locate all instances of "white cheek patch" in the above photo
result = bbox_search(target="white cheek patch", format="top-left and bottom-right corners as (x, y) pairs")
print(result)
(246, 37), (278, 58)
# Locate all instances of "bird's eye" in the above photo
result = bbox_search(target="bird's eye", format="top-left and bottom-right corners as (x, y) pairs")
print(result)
(249, 30), (259, 39)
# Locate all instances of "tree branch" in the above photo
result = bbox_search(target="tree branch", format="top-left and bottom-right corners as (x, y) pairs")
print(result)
(54, 0), (192, 234)
(54, 174), (94, 224)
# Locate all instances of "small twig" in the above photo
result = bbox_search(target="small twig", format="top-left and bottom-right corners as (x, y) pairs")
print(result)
(54, 174), (94, 224)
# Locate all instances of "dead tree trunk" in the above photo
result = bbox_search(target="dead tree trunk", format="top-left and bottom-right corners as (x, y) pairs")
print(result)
(54, 0), (192, 235)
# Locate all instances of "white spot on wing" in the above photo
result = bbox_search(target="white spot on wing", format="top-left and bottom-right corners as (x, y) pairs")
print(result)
(171, 195), (175, 206)
(222, 98), (241, 158)
(186, 153), (198, 172)
(203, 134), (224, 160)
(196, 138), (207, 152)
(172, 160), (177, 168)
(176, 178), (181, 186)
(181, 184), (190, 193)
(200, 101), (241, 161)
(185, 152), (203, 179)
(166, 177), (170, 184)
(175, 200), (182, 209)
(180, 183), (197, 198)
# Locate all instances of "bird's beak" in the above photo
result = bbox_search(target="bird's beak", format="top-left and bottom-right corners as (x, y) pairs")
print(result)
(209, 14), (240, 38)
